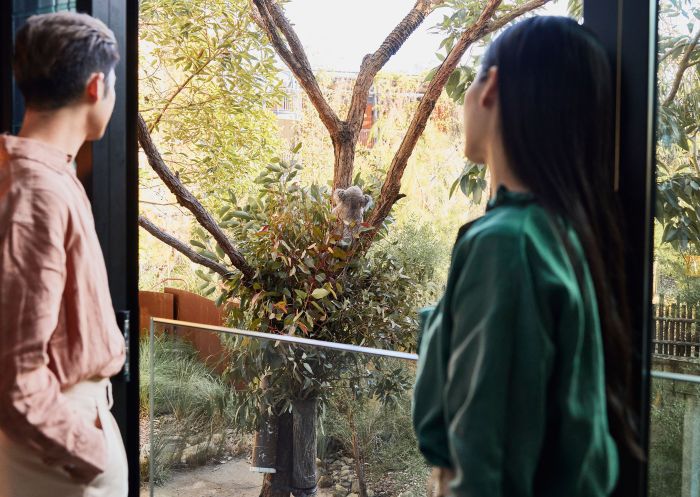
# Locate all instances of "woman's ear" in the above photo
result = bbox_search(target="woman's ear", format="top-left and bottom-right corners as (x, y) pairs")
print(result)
(479, 66), (499, 108)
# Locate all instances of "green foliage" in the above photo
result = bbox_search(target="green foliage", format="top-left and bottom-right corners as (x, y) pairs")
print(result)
(189, 149), (424, 427)
(654, 0), (700, 251)
(648, 382), (688, 497)
(139, 335), (229, 425)
(319, 393), (427, 478)
(140, 334), (232, 485)
(449, 161), (488, 205)
(430, 1), (549, 201)
(139, 0), (283, 205)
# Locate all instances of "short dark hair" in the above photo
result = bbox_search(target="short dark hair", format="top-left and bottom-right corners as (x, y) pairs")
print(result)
(13, 12), (120, 110)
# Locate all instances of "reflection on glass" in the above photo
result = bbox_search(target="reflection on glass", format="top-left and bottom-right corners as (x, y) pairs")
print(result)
(651, 1), (699, 496)
(142, 321), (427, 497)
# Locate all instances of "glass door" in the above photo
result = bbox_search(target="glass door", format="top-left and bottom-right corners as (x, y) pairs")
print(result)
(651, 1), (700, 496)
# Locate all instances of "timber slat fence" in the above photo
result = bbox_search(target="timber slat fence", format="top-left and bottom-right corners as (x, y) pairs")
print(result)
(653, 298), (700, 359)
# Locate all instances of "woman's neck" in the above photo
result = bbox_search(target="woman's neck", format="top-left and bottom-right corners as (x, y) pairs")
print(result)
(487, 137), (529, 196)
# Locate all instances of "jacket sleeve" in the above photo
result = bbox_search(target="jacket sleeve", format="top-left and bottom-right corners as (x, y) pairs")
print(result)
(0, 194), (107, 478)
(413, 302), (452, 468)
(443, 230), (552, 497)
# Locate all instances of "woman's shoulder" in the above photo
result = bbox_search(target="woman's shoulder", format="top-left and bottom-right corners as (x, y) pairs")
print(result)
(453, 201), (565, 269)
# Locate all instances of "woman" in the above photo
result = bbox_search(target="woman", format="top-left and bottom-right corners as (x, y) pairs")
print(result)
(412, 16), (639, 497)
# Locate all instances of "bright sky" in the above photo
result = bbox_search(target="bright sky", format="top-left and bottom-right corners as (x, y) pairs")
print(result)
(284, 0), (572, 74)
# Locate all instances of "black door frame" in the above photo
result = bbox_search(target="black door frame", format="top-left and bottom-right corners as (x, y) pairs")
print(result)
(584, 1), (658, 496)
(77, 2), (140, 496)
(0, 2), (140, 495)
(1, 1), (658, 496)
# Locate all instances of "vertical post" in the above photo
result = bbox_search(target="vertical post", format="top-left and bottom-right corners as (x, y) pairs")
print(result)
(584, 1), (658, 496)
(0, 0), (11, 132)
(76, 0), (140, 494)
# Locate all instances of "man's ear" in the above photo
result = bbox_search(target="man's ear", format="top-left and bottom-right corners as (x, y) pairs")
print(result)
(479, 66), (498, 108)
(85, 72), (105, 103)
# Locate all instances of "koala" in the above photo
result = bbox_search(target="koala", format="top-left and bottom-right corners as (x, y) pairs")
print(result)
(332, 185), (373, 246)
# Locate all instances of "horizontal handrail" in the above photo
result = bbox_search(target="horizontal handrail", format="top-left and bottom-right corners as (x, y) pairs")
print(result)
(150, 318), (700, 384)
(650, 370), (700, 385)
(150, 317), (419, 361)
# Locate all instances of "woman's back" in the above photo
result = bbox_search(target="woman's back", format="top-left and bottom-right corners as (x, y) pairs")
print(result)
(413, 187), (618, 496)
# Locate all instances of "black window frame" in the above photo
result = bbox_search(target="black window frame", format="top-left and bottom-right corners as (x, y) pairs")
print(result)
(0, 1), (658, 495)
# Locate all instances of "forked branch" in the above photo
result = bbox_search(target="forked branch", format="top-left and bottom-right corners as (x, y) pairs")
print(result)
(367, 0), (550, 231)
(137, 113), (255, 280)
(251, 0), (340, 136)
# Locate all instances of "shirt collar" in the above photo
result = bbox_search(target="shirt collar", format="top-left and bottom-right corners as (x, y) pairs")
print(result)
(0, 134), (74, 173)
(486, 184), (536, 211)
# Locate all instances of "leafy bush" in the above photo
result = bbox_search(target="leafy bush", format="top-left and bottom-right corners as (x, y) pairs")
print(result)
(140, 334), (229, 425)
(187, 152), (424, 427)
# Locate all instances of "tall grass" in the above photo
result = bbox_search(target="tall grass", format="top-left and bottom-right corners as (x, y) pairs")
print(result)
(140, 334), (234, 485)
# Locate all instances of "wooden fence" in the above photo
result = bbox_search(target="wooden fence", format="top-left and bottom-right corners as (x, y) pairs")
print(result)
(653, 299), (700, 359)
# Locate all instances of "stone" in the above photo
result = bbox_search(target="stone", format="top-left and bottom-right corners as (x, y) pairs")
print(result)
(351, 480), (360, 493)
(398, 492), (416, 497)
(318, 476), (333, 489)
(316, 458), (323, 466)
(367, 491), (375, 497)
(341, 465), (351, 472)
(340, 469), (351, 477)
(180, 441), (213, 466)
(333, 484), (347, 497)
(348, 494), (359, 497)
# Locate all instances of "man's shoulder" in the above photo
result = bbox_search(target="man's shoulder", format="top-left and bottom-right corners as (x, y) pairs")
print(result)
(0, 157), (71, 228)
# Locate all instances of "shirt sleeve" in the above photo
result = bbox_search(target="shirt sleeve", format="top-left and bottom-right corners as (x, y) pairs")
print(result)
(413, 302), (452, 468)
(443, 230), (552, 497)
(0, 196), (107, 477)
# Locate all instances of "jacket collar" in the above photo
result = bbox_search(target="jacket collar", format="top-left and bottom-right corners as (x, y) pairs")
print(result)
(486, 184), (536, 211)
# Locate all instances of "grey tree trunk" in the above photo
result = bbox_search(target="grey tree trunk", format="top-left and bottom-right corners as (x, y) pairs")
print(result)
(259, 413), (294, 497)
(291, 399), (318, 496)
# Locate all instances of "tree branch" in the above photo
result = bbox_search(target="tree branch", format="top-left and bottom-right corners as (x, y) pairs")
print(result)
(148, 48), (211, 133)
(663, 30), (700, 107)
(368, 0), (549, 231)
(250, 0), (340, 136)
(137, 113), (256, 280)
(346, 0), (445, 132)
(138, 216), (234, 278)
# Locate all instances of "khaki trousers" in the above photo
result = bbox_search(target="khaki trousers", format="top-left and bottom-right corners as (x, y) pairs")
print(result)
(0, 378), (128, 497)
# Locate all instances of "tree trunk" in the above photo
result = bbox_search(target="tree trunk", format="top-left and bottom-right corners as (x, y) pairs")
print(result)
(347, 408), (368, 497)
(332, 126), (359, 192)
(291, 399), (318, 496)
(260, 413), (294, 497)
(252, 414), (278, 472)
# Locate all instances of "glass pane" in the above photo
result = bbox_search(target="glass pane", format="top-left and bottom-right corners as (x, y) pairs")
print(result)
(648, 373), (700, 497)
(142, 320), (427, 497)
(651, 1), (700, 495)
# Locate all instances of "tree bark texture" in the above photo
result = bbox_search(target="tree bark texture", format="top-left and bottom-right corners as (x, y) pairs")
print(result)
(137, 113), (255, 280)
(260, 413), (294, 497)
(291, 399), (318, 496)
(347, 407), (368, 497)
(253, 413), (279, 471)
(367, 0), (550, 232)
(138, 216), (233, 278)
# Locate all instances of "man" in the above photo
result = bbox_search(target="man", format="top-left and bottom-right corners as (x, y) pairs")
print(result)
(0, 12), (127, 497)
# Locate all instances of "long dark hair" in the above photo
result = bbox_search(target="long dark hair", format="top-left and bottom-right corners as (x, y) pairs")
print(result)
(481, 17), (641, 458)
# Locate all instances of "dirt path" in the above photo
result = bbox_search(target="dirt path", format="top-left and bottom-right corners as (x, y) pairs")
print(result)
(141, 457), (333, 497)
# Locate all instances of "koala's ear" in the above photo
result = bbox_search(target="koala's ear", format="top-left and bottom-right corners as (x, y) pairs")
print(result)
(362, 194), (372, 208)
(334, 188), (347, 202)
